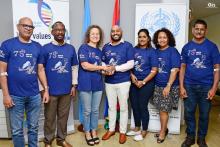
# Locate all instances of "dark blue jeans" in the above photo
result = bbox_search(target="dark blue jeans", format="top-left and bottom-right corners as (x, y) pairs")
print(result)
(8, 94), (41, 147)
(184, 85), (212, 139)
(129, 80), (155, 130)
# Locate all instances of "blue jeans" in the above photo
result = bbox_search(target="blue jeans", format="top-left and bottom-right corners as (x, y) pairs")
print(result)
(79, 91), (102, 132)
(129, 80), (155, 130)
(8, 94), (41, 147)
(78, 95), (84, 124)
(184, 85), (211, 138)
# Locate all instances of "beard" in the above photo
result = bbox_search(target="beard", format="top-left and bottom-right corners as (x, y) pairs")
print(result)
(111, 34), (122, 42)
(54, 36), (65, 43)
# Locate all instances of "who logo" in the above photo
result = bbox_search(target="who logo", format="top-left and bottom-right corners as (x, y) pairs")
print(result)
(206, 1), (218, 8)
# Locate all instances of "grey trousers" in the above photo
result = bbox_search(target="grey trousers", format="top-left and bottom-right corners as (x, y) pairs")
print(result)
(43, 94), (71, 144)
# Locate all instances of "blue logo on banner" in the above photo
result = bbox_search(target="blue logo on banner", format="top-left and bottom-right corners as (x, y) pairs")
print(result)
(140, 8), (180, 36)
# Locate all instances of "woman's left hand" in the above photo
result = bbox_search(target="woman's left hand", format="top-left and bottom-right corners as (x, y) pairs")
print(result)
(163, 86), (171, 98)
(136, 81), (144, 88)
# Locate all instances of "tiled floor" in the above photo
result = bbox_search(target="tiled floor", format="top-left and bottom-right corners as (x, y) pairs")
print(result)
(0, 104), (220, 147)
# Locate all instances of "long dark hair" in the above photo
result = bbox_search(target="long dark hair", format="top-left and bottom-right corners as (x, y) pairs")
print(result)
(84, 25), (104, 48)
(153, 28), (176, 49)
(135, 28), (152, 48)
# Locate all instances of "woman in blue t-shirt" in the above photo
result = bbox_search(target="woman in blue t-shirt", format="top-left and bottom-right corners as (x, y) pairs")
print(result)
(126, 29), (158, 141)
(152, 28), (180, 143)
(78, 25), (107, 146)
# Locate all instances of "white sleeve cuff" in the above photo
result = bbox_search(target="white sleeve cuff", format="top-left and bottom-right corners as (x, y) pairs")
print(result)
(115, 60), (134, 72)
(72, 65), (78, 85)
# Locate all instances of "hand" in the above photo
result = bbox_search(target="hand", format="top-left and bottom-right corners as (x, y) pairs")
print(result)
(136, 81), (144, 88)
(101, 70), (108, 75)
(109, 65), (116, 72)
(103, 70), (114, 76)
(104, 65), (115, 75)
(110, 69), (115, 75)
(131, 75), (137, 84)
(180, 87), (188, 99)
(42, 90), (50, 103)
(163, 86), (171, 98)
(102, 65), (112, 72)
(3, 95), (15, 108)
(70, 86), (77, 97)
(207, 87), (217, 100)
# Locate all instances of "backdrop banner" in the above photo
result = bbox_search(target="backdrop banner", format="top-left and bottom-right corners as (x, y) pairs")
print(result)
(12, 0), (71, 45)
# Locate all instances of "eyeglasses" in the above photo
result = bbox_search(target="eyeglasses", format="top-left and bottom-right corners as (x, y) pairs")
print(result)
(19, 24), (35, 30)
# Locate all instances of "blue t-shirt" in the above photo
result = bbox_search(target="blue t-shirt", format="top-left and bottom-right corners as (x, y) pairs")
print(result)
(0, 37), (41, 97)
(133, 47), (158, 80)
(39, 42), (78, 95)
(102, 41), (134, 84)
(155, 47), (180, 87)
(77, 44), (103, 91)
(181, 39), (219, 85)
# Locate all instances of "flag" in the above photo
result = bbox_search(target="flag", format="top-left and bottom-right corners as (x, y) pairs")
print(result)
(112, 0), (120, 112)
(112, 0), (120, 26)
(82, 0), (91, 33)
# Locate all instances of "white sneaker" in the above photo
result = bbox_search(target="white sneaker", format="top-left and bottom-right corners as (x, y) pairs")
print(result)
(133, 134), (143, 141)
(126, 130), (141, 136)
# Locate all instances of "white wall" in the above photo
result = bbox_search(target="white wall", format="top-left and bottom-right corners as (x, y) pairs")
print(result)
(203, 13), (220, 49)
(189, 13), (220, 50)
(0, 0), (13, 43)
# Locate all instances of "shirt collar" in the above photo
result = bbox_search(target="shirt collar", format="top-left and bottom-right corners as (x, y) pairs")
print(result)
(192, 38), (206, 44)
(52, 40), (66, 46)
(109, 38), (124, 46)
(17, 37), (32, 43)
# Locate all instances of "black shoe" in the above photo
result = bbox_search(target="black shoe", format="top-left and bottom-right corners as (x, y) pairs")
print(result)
(157, 137), (165, 143)
(156, 129), (169, 143)
(93, 137), (100, 144)
(154, 128), (169, 138)
(197, 138), (208, 147)
(85, 135), (95, 146)
(181, 136), (195, 147)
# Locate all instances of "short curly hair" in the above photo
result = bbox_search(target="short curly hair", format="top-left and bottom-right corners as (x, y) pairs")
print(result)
(153, 28), (176, 49)
(84, 25), (104, 48)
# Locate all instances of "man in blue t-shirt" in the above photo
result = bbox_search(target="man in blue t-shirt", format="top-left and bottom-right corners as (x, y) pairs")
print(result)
(102, 25), (134, 144)
(0, 17), (49, 147)
(40, 22), (78, 147)
(180, 19), (220, 147)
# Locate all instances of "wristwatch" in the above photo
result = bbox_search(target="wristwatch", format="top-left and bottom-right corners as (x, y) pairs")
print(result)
(142, 81), (146, 85)
(44, 86), (49, 91)
(167, 82), (171, 87)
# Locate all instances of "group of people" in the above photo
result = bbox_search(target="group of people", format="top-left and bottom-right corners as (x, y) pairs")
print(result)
(0, 17), (219, 147)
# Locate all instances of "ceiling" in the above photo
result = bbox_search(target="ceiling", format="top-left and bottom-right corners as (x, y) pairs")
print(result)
(190, 0), (220, 19)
